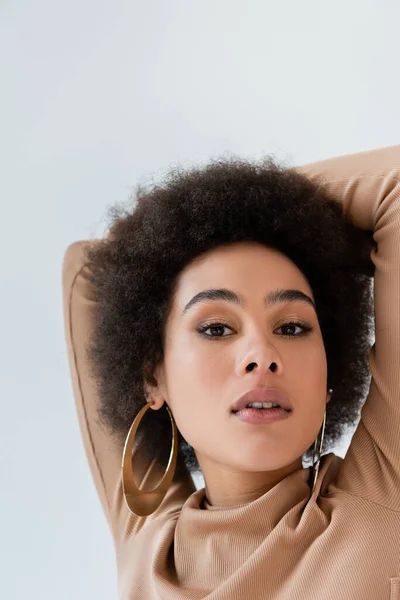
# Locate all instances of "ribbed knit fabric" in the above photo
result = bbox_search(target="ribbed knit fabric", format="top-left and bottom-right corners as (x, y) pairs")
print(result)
(62, 145), (400, 600)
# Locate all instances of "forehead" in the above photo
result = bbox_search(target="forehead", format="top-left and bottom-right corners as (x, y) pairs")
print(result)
(173, 242), (313, 307)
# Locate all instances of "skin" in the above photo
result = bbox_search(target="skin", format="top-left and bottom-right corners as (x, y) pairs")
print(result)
(145, 241), (332, 508)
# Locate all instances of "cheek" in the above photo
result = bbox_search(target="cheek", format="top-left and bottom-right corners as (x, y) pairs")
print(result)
(167, 331), (229, 383)
(163, 339), (230, 427)
(290, 335), (326, 369)
(308, 341), (328, 381)
(280, 339), (327, 398)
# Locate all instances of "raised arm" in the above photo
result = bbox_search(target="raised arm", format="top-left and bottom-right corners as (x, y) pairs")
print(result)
(62, 241), (196, 542)
(297, 145), (400, 510)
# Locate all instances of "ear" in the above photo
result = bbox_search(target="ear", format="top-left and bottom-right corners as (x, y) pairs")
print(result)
(143, 363), (166, 411)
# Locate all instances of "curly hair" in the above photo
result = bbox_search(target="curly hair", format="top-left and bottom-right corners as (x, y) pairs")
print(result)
(84, 154), (376, 479)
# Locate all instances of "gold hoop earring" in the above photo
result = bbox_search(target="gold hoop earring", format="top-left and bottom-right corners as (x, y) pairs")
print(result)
(122, 401), (178, 516)
(311, 408), (327, 495)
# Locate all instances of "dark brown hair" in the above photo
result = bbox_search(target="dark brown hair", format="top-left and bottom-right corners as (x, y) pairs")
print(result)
(84, 155), (375, 477)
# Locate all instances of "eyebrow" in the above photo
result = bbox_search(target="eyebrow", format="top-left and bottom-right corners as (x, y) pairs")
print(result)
(181, 288), (316, 316)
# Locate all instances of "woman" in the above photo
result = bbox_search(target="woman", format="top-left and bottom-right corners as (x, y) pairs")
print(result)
(62, 145), (400, 600)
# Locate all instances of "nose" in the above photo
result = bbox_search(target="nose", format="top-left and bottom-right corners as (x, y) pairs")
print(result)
(246, 360), (278, 373)
(236, 334), (281, 377)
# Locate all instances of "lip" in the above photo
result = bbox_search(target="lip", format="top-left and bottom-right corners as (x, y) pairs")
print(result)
(231, 387), (292, 412)
(234, 407), (291, 424)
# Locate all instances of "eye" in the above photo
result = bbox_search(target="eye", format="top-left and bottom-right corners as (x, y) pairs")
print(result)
(196, 321), (234, 339)
(276, 321), (313, 337)
(196, 320), (313, 340)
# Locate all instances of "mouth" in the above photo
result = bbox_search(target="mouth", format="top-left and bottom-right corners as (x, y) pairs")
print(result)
(232, 405), (291, 424)
(231, 406), (291, 414)
(230, 387), (292, 413)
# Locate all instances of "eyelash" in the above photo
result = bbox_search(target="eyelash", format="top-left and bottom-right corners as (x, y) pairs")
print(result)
(196, 320), (313, 340)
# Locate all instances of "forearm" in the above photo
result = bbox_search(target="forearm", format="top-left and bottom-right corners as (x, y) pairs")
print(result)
(296, 144), (400, 233)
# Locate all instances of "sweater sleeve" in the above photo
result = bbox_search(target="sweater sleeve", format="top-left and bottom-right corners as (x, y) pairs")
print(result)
(62, 241), (196, 543)
(297, 145), (400, 511)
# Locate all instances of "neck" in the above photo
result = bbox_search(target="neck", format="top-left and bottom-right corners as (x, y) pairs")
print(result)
(198, 455), (304, 508)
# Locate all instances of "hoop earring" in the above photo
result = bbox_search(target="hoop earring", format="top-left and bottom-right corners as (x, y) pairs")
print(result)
(122, 401), (178, 516)
(122, 391), (332, 513)
(311, 408), (327, 495)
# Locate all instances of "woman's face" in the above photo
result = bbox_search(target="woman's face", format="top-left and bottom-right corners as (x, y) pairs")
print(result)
(148, 241), (330, 492)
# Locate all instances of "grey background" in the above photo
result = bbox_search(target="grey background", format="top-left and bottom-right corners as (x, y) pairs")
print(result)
(1, 1), (399, 598)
